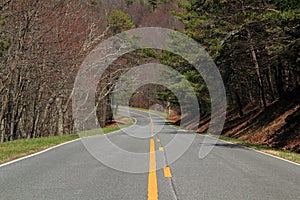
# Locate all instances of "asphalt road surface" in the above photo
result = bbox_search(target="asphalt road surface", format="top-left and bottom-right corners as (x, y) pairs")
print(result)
(1, 108), (299, 200)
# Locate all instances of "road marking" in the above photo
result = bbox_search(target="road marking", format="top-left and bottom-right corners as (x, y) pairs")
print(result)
(150, 118), (155, 130)
(205, 135), (300, 167)
(0, 138), (81, 168)
(119, 109), (147, 118)
(122, 109), (157, 138)
(159, 147), (164, 151)
(163, 167), (172, 178)
(150, 115), (156, 138)
(148, 139), (158, 200)
(157, 139), (160, 142)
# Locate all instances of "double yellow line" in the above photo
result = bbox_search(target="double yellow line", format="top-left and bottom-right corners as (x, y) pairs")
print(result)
(119, 109), (171, 200)
(148, 114), (172, 200)
(148, 138), (173, 200)
(148, 139), (158, 200)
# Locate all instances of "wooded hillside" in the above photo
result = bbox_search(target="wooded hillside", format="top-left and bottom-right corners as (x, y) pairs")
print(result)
(0, 0), (299, 152)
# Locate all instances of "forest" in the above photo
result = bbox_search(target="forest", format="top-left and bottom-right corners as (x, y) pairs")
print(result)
(0, 0), (299, 152)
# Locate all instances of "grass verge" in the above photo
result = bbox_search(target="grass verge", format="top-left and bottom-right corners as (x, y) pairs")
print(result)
(0, 117), (134, 165)
(0, 134), (79, 165)
(79, 118), (134, 137)
(214, 135), (300, 164)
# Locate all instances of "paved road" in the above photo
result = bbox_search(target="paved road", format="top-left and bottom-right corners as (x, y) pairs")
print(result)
(0, 108), (300, 200)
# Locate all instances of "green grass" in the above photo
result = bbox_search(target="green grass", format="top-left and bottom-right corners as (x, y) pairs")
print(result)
(122, 107), (300, 164)
(0, 117), (134, 164)
(214, 135), (300, 164)
(0, 134), (79, 164)
(79, 120), (134, 138)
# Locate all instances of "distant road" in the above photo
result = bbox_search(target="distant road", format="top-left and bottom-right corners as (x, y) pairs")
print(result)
(1, 108), (300, 200)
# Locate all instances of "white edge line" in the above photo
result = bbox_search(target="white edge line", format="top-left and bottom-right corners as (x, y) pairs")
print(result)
(0, 138), (81, 168)
(0, 117), (137, 168)
(119, 116), (137, 133)
(125, 107), (300, 167)
(205, 134), (300, 167)
(79, 114), (137, 138)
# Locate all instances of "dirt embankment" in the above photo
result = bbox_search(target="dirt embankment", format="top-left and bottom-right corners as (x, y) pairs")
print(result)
(169, 88), (300, 153)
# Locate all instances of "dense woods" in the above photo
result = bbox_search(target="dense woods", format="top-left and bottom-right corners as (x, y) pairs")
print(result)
(0, 0), (106, 141)
(0, 0), (180, 141)
(177, 0), (299, 113)
(0, 0), (299, 151)
(173, 0), (300, 151)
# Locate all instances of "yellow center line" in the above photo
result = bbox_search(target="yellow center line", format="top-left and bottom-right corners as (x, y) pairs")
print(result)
(148, 139), (158, 200)
(125, 109), (155, 135)
(121, 109), (165, 197)
(127, 110), (150, 120)
(150, 118), (155, 131)
(123, 109), (155, 137)
(163, 167), (172, 178)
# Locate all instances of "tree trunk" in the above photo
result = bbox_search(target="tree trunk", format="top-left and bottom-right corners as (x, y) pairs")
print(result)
(248, 31), (267, 109)
(266, 63), (276, 101)
(0, 92), (9, 142)
(234, 90), (244, 117)
(0, 118), (4, 143)
(56, 97), (63, 136)
(275, 58), (285, 98)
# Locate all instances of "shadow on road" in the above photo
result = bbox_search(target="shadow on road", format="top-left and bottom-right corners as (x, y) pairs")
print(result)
(199, 142), (248, 150)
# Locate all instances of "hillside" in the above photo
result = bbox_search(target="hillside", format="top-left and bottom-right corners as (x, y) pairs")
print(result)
(223, 88), (300, 153)
(0, 0), (299, 154)
(169, 87), (300, 153)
